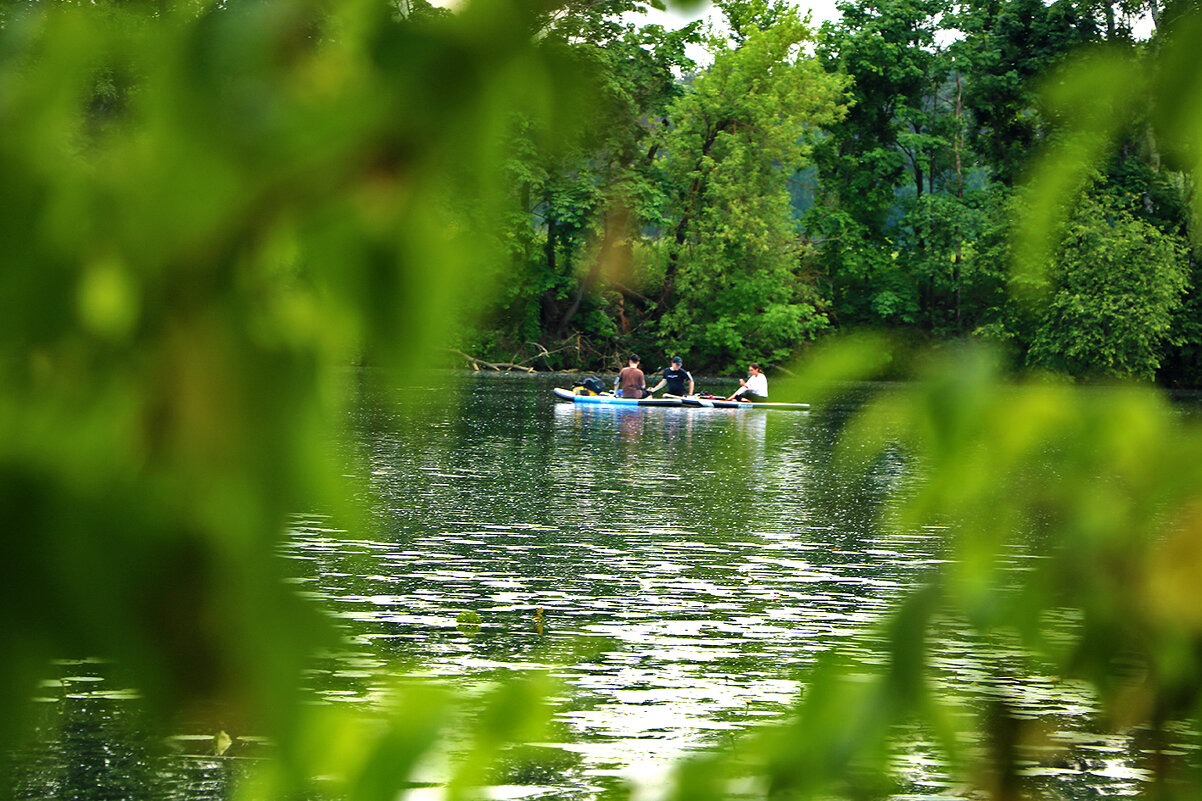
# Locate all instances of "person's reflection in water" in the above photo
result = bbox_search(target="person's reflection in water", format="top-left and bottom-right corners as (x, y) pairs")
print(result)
(618, 408), (645, 448)
(735, 411), (769, 465)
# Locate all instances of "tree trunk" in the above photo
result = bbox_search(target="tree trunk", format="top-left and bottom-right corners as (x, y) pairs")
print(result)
(541, 216), (560, 331)
(559, 203), (631, 336)
(953, 72), (965, 332)
(658, 118), (734, 309)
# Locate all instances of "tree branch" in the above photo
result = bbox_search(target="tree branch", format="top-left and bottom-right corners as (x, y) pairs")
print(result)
(442, 348), (536, 373)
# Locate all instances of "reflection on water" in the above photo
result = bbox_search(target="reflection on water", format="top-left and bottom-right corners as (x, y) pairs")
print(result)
(9, 373), (1189, 800)
(11, 660), (259, 801)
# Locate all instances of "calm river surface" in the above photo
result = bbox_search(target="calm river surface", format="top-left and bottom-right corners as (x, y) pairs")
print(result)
(11, 372), (1185, 800)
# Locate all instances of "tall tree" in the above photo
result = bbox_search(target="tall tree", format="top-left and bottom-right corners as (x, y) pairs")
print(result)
(655, 7), (850, 369)
(952, 0), (1102, 185)
(806, 0), (953, 329)
(1024, 193), (1189, 378)
(463, 6), (699, 367)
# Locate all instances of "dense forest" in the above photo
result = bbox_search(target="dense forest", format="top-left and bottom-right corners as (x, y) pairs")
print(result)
(450, 0), (1202, 383)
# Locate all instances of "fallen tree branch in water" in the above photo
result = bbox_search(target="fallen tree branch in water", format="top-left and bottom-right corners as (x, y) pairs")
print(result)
(443, 348), (536, 373)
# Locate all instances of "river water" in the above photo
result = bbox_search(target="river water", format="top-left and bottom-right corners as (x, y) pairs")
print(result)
(10, 372), (1184, 800)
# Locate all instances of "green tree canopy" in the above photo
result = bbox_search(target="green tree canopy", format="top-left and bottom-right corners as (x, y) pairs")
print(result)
(1025, 193), (1189, 378)
(656, 9), (850, 368)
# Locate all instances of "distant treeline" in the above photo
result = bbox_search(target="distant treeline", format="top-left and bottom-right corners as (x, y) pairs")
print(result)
(452, 0), (1202, 384)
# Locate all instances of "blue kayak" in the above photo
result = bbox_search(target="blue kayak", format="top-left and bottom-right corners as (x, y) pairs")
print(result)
(553, 388), (809, 410)
(553, 388), (683, 406)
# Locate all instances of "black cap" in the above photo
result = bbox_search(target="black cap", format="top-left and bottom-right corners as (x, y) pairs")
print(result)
(671, 356), (682, 365)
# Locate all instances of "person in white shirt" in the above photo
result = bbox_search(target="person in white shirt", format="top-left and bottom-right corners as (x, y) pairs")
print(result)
(727, 363), (767, 402)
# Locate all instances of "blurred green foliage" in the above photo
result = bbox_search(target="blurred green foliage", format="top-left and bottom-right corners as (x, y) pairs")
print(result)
(9, 1), (1202, 801)
(667, 8), (1202, 796)
(0, 0), (574, 794)
(668, 336), (1202, 800)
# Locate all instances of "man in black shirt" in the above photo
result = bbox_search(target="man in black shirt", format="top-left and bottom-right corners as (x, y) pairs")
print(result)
(648, 356), (695, 397)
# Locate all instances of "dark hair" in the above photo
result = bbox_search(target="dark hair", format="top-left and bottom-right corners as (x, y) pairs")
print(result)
(749, 363), (760, 371)
(629, 354), (640, 363)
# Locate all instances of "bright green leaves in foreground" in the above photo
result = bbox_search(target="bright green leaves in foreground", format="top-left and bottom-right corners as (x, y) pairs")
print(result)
(855, 347), (1202, 742)
(242, 676), (553, 801)
(0, 0), (576, 770)
(659, 339), (1202, 800)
